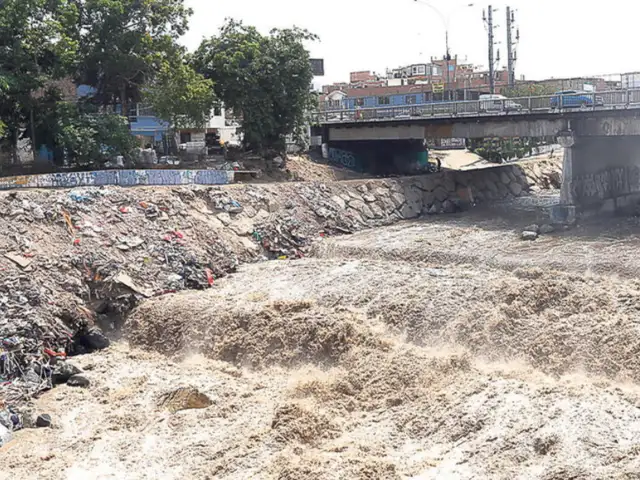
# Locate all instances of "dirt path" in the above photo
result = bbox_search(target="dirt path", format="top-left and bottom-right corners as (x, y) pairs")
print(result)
(436, 149), (563, 171)
(3, 206), (640, 479)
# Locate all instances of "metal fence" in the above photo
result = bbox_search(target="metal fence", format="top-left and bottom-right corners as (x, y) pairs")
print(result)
(313, 88), (640, 125)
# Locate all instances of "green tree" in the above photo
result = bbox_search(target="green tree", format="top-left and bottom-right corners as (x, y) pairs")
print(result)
(53, 103), (137, 167)
(30, 86), (136, 167)
(503, 83), (557, 98)
(75, 0), (192, 117)
(194, 19), (317, 153)
(0, 76), (8, 138)
(144, 57), (216, 130)
(0, 0), (78, 162)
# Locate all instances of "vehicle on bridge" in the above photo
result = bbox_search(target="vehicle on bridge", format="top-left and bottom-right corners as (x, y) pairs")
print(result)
(550, 90), (604, 109)
(479, 94), (523, 113)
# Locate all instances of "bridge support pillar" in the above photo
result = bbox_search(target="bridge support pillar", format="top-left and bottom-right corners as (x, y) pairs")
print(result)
(556, 134), (640, 219)
(550, 132), (578, 224)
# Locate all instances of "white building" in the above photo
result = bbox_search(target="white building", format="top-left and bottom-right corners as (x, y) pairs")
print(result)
(325, 90), (347, 109)
(178, 104), (240, 146)
(387, 63), (443, 80)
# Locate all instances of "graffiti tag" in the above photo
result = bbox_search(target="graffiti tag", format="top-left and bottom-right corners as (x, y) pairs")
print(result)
(0, 169), (233, 191)
(328, 148), (358, 169)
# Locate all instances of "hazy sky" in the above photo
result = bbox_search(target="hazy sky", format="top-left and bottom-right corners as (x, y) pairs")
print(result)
(182, 0), (639, 85)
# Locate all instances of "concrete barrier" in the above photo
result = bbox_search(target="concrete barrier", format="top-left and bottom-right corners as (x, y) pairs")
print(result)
(0, 169), (234, 190)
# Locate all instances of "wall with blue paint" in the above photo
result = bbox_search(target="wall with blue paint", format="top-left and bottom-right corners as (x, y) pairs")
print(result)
(130, 117), (169, 141)
(76, 85), (169, 141)
(328, 148), (361, 171)
(0, 169), (234, 190)
(343, 93), (427, 109)
(77, 85), (96, 98)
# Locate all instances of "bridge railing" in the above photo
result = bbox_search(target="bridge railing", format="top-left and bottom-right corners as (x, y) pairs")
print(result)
(312, 88), (640, 124)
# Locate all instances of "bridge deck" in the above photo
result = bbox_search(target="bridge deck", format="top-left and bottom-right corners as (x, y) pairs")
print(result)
(314, 89), (640, 127)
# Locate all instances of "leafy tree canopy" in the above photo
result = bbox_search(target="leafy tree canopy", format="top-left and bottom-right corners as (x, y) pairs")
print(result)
(503, 83), (557, 98)
(144, 54), (217, 130)
(194, 19), (317, 153)
(0, 0), (78, 156)
(42, 100), (137, 167)
(75, 0), (193, 114)
(57, 107), (137, 167)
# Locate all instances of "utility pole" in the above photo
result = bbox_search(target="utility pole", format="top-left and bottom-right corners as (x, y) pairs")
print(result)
(506, 6), (518, 88)
(445, 30), (450, 101)
(483, 5), (500, 94)
(486, 6), (495, 94)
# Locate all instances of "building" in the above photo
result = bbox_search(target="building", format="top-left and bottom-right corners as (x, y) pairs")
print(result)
(350, 71), (378, 83)
(175, 104), (239, 147)
(517, 77), (608, 93)
(319, 55), (626, 113)
(322, 70), (386, 95)
(325, 90), (348, 109)
(387, 63), (442, 80)
(339, 85), (432, 109)
(387, 57), (511, 94)
(128, 105), (169, 146)
(322, 83), (350, 94)
(320, 70), (511, 111)
(320, 55), (513, 111)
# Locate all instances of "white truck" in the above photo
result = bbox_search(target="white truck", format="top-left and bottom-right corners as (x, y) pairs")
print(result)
(479, 94), (523, 113)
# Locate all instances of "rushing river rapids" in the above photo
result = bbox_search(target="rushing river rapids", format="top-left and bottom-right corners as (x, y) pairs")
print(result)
(4, 209), (640, 479)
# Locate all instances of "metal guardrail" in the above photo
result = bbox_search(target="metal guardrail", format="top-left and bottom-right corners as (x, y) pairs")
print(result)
(312, 89), (640, 124)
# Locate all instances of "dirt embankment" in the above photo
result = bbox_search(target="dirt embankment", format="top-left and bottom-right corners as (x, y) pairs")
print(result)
(244, 154), (373, 183)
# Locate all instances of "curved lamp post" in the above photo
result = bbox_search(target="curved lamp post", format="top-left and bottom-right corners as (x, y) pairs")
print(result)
(413, 1), (475, 100)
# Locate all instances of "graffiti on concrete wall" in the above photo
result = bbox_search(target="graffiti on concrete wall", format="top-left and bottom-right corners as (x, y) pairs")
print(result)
(572, 165), (640, 202)
(328, 148), (358, 169)
(0, 169), (234, 190)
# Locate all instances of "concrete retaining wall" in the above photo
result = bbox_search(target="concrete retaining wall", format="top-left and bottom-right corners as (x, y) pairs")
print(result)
(330, 160), (562, 221)
(0, 169), (234, 190)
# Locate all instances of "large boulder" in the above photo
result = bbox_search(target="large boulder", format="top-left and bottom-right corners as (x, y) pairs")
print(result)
(434, 187), (449, 203)
(442, 200), (457, 214)
(80, 327), (110, 351)
(52, 362), (82, 385)
(390, 192), (405, 209)
(67, 375), (91, 388)
(509, 182), (523, 196)
(159, 387), (213, 414)
(36, 414), (52, 428)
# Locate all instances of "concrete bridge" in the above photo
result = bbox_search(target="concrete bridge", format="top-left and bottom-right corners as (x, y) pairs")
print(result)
(314, 89), (640, 219)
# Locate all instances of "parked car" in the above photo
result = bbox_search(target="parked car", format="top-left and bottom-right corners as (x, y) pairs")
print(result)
(550, 90), (605, 108)
(479, 94), (523, 112)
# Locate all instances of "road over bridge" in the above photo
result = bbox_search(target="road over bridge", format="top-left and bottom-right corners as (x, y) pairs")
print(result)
(315, 89), (640, 140)
(314, 89), (640, 219)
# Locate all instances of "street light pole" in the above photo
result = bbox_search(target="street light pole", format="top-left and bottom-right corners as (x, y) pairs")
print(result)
(413, 1), (474, 101)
